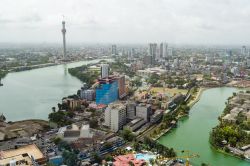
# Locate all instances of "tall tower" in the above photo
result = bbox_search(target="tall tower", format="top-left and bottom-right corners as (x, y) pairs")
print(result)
(61, 20), (66, 59)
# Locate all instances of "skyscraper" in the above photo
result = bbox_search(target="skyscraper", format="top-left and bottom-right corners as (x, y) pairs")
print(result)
(160, 42), (168, 58)
(241, 46), (247, 56)
(111, 45), (117, 55)
(61, 20), (67, 59)
(101, 64), (109, 78)
(149, 43), (157, 60)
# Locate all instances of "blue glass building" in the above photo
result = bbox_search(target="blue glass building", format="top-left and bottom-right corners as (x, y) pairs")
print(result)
(96, 78), (118, 105)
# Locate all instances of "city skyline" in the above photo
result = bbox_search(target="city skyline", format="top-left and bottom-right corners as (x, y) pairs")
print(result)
(1, 0), (250, 45)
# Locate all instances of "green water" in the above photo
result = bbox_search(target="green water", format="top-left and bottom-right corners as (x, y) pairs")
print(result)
(158, 87), (249, 166)
(0, 59), (104, 121)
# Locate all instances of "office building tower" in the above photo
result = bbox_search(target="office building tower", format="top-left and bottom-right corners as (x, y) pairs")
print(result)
(149, 43), (157, 60)
(61, 20), (67, 59)
(112, 45), (117, 55)
(117, 75), (126, 99)
(160, 42), (168, 58)
(126, 101), (136, 120)
(95, 77), (118, 105)
(167, 48), (173, 56)
(136, 104), (152, 122)
(241, 46), (247, 56)
(105, 103), (127, 132)
(101, 64), (109, 78)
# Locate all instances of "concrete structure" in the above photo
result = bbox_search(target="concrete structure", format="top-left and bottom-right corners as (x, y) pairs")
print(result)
(96, 77), (118, 105)
(105, 103), (127, 132)
(126, 101), (136, 120)
(149, 43), (157, 60)
(117, 75), (126, 99)
(150, 110), (164, 124)
(136, 104), (152, 122)
(124, 118), (146, 131)
(61, 20), (66, 59)
(160, 42), (168, 58)
(101, 64), (109, 78)
(57, 124), (93, 142)
(0, 144), (46, 165)
(80, 89), (95, 101)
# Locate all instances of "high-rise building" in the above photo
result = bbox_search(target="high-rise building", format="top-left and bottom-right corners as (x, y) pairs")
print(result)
(241, 46), (247, 56)
(160, 42), (168, 58)
(101, 64), (109, 78)
(117, 75), (126, 99)
(136, 104), (152, 122)
(126, 101), (136, 120)
(167, 48), (173, 56)
(95, 77), (118, 105)
(112, 45), (117, 55)
(80, 89), (95, 101)
(149, 43), (157, 60)
(105, 103), (127, 132)
(61, 20), (67, 59)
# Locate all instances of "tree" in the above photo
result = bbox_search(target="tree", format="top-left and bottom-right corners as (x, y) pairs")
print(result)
(89, 118), (99, 129)
(62, 150), (78, 166)
(121, 129), (135, 141)
(91, 152), (101, 163)
(52, 107), (56, 113)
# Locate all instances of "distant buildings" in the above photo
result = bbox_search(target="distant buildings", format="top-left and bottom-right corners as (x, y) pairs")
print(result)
(96, 77), (119, 105)
(160, 42), (168, 58)
(104, 103), (127, 132)
(101, 64), (109, 78)
(241, 46), (247, 56)
(112, 45), (117, 55)
(149, 43), (157, 60)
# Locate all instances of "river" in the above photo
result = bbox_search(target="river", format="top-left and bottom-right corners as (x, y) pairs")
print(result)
(0, 59), (104, 121)
(158, 87), (249, 166)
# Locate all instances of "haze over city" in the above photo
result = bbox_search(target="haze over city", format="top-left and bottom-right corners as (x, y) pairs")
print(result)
(1, 0), (250, 45)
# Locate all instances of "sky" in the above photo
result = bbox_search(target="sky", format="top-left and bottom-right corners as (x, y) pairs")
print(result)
(1, 0), (250, 45)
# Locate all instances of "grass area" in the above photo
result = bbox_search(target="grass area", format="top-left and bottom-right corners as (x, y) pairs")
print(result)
(150, 87), (188, 97)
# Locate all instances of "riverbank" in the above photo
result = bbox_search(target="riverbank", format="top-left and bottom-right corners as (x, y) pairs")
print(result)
(188, 87), (207, 107)
(158, 87), (250, 166)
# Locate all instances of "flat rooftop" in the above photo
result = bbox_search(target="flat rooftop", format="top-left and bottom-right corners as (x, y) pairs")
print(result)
(1, 144), (44, 162)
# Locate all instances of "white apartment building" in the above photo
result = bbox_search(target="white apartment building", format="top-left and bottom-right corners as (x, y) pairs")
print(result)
(105, 103), (127, 132)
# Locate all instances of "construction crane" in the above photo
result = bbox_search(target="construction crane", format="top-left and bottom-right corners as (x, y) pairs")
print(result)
(157, 150), (199, 166)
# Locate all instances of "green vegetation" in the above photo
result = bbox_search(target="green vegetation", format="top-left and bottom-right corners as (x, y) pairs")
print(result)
(48, 111), (74, 127)
(68, 65), (99, 87)
(133, 137), (176, 158)
(210, 94), (250, 152)
(210, 124), (249, 148)
(109, 60), (135, 77)
(147, 73), (160, 85)
(120, 128), (135, 141)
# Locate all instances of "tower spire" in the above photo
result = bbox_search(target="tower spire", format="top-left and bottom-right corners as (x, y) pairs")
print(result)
(61, 16), (66, 59)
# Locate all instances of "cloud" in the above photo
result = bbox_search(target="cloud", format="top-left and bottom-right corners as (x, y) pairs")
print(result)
(0, 0), (250, 44)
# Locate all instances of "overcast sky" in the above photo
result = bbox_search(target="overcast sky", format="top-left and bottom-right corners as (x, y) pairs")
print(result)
(1, 0), (250, 45)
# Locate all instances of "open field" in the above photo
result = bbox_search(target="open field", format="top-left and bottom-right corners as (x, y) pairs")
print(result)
(150, 87), (188, 97)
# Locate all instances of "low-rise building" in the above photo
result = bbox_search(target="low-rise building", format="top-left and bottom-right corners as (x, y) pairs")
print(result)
(150, 110), (164, 124)
(124, 118), (146, 131)
(0, 144), (46, 165)
(80, 89), (95, 101)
